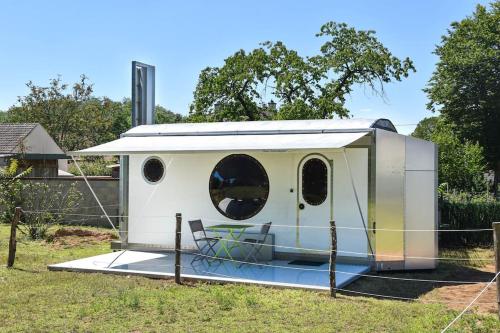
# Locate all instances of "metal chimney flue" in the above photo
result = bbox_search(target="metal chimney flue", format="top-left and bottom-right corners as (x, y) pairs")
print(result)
(131, 61), (155, 127)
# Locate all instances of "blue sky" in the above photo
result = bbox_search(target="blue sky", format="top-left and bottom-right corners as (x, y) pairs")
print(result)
(0, 0), (489, 134)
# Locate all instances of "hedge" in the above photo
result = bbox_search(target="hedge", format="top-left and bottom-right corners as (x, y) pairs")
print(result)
(439, 192), (500, 247)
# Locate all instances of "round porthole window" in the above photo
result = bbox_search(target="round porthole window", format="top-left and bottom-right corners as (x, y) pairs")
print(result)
(142, 157), (165, 184)
(209, 154), (269, 220)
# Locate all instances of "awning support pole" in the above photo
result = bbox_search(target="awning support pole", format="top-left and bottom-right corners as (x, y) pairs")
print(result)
(70, 155), (121, 240)
(342, 148), (375, 260)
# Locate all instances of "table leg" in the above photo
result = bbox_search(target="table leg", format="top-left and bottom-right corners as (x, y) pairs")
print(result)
(212, 230), (234, 260)
(225, 229), (246, 260)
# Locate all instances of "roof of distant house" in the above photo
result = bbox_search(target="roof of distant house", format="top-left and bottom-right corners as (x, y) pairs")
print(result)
(0, 123), (38, 153)
(0, 123), (66, 158)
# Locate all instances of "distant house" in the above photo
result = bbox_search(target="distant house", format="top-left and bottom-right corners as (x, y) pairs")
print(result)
(0, 123), (67, 177)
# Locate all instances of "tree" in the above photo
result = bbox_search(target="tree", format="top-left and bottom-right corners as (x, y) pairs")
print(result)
(189, 48), (271, 122)
(412, 117), (439, 140)
(155, 105), (186, 124)
(6, 78), (184, 152)
(119, 98), (185, 124)
(189, 21), (415, 121)
(7, 75), (113, 151)
(412, 117), (487, 192)
(424, 2), (500, 190)
(0, 111), (8, 123)
(312, 22), (415, 118)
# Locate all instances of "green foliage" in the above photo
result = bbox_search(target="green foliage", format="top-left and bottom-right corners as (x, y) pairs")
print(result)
(68, 158), (114, 177)
(0, 159), (32, 224)
(0, 159), (82, 239)
(20, 182), (82, 240)
(439, 191), (500, 247)
(312, 22), (415, 117)
(412, 116), (439, 141)
(190, 48), (272, 122)
(189, 21), (415, 122)
(7, 75), (117, 151)
(120, 99), (185, 125)
(155, 105), (185, 124)
(0, 111), (8, 123)
(412, 117), (487, 192)
(425, 2), (500, 184)
(6, 78), (184, 152)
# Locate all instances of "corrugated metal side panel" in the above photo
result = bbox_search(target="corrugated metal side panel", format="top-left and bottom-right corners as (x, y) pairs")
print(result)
(375, 129), (405, 270)
(404, 137), (437, 269)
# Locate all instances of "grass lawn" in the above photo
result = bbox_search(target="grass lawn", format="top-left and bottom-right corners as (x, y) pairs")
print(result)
(0, 224), (499, 333)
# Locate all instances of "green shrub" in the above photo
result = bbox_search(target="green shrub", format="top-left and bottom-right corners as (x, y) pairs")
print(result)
(439, 191), (500, 247)
(0, 159), (32, 224)
(68, 157), (114, 176)
(1, 159), (82, 239)
(21, 181), (82, 240)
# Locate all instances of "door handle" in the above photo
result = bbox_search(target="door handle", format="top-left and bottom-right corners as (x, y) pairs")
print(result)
(298, 203), (305, 210)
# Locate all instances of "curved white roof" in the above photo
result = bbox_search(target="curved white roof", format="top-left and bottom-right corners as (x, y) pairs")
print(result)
(74, 132), (369, 155)
(72, 118), (395, 155)
(124, 118), (395, 137)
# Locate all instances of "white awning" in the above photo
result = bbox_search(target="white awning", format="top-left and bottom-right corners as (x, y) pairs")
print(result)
(71, 132), (369, 156)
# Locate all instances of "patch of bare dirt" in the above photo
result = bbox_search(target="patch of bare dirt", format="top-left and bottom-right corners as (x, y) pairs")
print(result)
(421, 264), (497, 314)
(48, 227), (117, 247)
(347, 258), (498, 315)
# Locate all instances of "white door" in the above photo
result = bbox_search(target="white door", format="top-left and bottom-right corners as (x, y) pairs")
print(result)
(296, 155), (332, 252)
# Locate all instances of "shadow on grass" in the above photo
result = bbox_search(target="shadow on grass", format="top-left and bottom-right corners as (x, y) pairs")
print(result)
(344, 264), (495, 299)
(10, 266), (42, 274)
(344, 247), (495, 300)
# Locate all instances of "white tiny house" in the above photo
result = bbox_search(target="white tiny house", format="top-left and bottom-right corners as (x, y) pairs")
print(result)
(74, 118), (438, 271)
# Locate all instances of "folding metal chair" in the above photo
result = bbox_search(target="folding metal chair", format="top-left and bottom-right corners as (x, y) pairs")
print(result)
(188, 219), (220, 263)
(241, 222), (272, 266)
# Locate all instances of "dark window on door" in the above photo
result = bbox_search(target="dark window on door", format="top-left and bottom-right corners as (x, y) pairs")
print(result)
(302, 158), (328, 206)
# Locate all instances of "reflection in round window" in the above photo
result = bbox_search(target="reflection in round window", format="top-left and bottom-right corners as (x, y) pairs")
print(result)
(143, 157), (165, 183)
(209, 154), (269, 220)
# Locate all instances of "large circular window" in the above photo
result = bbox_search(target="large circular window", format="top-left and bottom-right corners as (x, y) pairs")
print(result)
(142, 157), (165, 184)
(209, 154), (269, 220)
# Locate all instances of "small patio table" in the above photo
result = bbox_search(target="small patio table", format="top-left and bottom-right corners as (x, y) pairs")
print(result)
(205, 224), (254, 260)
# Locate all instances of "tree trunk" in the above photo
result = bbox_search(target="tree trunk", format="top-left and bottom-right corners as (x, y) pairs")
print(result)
(236, 95), (254, 121)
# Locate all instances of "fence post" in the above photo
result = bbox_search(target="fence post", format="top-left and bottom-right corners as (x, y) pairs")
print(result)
(175, 213), (182, 284)
(329, 220), (337, 298)
(7, 207), (22, 268)
(493, 222), (500, 319)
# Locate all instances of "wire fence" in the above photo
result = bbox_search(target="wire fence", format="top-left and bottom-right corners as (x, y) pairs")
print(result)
(19, 210), (495, 232)
(5, 151), (493, 331)
(7, 208), (499, 331)
(17, 210), (498, 262)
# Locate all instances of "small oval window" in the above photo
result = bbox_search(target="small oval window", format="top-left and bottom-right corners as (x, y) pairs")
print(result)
(143, 157), (165, 183)
(302, 158), (328, 206)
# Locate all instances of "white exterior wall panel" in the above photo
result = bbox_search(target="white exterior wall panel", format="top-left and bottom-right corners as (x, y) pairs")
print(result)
(127, 149), (369, 259)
